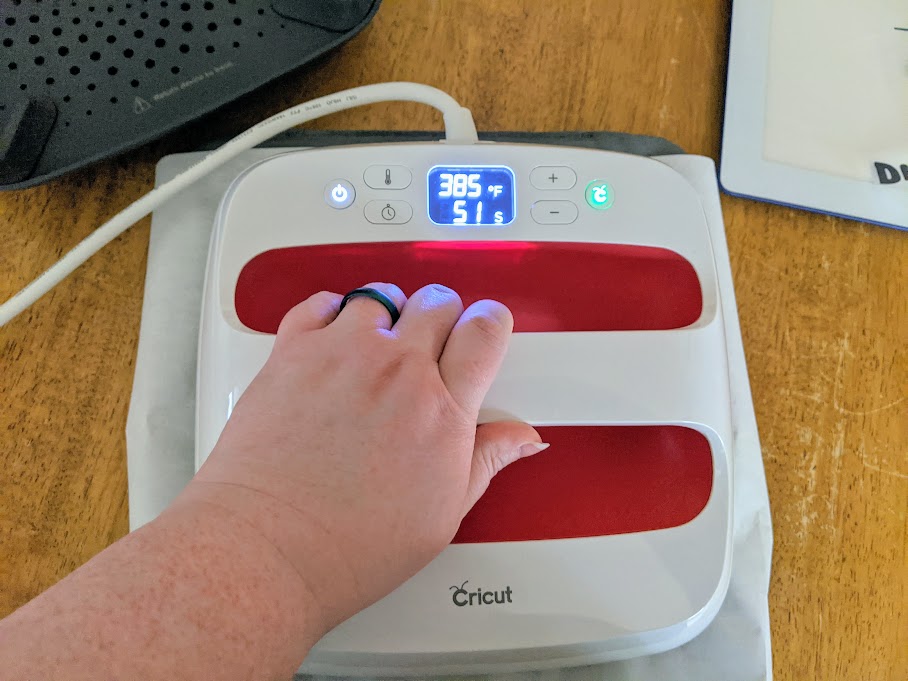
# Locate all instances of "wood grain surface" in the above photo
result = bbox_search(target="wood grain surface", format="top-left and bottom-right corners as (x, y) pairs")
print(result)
(1, 1), (905, 679)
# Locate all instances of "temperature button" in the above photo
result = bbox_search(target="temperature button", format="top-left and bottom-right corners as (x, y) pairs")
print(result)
(364, 165), (412, 189)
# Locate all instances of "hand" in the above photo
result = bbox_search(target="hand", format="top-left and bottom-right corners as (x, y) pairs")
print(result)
(177, 283), (544, 635)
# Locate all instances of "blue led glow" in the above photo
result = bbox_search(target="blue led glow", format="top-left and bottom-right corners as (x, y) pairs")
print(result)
(427, 166), (516, 226)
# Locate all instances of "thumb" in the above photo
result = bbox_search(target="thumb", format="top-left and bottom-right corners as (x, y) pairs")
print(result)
(463, 421), (549, 515)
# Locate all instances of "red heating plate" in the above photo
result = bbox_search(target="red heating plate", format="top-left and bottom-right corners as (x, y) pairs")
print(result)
(234, 241), (703, 333)
(454, 425), (713, 543)
(235, 241), (711, 541)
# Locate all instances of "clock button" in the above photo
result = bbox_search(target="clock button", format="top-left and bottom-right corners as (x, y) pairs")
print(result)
(364, 200), (413, 224)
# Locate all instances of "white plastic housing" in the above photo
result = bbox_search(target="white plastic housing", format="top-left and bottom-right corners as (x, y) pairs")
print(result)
(196, 143), (734, 676)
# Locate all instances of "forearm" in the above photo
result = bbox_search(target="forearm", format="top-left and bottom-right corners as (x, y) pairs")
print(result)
(0, 500), (324, 681)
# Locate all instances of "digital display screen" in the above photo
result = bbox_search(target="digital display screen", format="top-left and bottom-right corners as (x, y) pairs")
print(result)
(427, 166), (516, 226)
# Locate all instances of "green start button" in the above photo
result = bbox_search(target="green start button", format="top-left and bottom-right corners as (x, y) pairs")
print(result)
(585, 180), (614, 210)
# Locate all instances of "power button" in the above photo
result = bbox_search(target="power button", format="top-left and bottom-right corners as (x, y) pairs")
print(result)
(325, 179), (355, 209)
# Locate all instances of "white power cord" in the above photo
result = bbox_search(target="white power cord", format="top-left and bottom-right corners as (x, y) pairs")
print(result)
(0, 82), (478, 327)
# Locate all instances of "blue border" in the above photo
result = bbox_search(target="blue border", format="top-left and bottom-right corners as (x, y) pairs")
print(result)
(718, 177), (908, 233)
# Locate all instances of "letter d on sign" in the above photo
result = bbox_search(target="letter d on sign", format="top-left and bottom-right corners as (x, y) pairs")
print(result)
(874, 162), (901, 185)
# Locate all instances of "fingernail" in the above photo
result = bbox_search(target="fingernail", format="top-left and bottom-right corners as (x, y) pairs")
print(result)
(518, 442), (550, 458)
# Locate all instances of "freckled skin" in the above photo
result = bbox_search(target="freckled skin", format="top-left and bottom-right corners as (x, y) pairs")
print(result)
(0, 283), (546, 681)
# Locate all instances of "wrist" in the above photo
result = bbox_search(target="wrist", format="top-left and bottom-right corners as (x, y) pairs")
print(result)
(171, 475), (362, 627)
(158, 489), (332, 658)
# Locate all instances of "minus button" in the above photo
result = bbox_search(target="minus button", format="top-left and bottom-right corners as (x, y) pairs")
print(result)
(531, 200), (578, 225)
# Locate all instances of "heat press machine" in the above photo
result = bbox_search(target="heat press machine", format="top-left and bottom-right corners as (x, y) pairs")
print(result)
(196, 141), (736, 675)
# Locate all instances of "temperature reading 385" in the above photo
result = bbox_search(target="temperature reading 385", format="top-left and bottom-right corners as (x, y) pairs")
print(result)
(437, 173), (505, 224)
(428, 166), (516, 226)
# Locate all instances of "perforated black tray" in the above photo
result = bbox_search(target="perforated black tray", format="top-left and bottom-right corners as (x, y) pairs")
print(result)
(0, 0), (381, 189)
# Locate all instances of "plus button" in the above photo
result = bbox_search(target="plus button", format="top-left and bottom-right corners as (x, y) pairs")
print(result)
(530, 166), (577, 190)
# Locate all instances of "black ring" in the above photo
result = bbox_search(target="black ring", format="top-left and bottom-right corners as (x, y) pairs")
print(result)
(338, 287), (401, 325)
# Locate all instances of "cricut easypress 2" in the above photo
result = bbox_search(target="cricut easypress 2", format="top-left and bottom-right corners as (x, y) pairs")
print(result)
(195, 142), (735, 675)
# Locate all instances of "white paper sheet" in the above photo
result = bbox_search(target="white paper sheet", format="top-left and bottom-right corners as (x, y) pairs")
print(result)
(764, 0), (908, 183)
(126, 147), (773, 681)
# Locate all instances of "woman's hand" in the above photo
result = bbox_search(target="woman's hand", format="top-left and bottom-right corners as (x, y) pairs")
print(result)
(180, 283), (544, 635)
(0, 282), (545, 681)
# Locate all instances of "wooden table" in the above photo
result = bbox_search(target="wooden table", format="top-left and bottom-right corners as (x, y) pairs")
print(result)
(1, 2), (905, 678)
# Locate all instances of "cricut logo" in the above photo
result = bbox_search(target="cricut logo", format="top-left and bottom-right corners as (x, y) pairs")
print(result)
(449, 580), (513, 607)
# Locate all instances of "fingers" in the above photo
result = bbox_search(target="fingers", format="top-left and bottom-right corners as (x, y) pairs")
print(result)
(277, 290), (343, 338)
(332, 282), (407, 332)
(393, 284), (464, 359)
(438, 300), (514, 415)
(463, 421), (547, 514)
